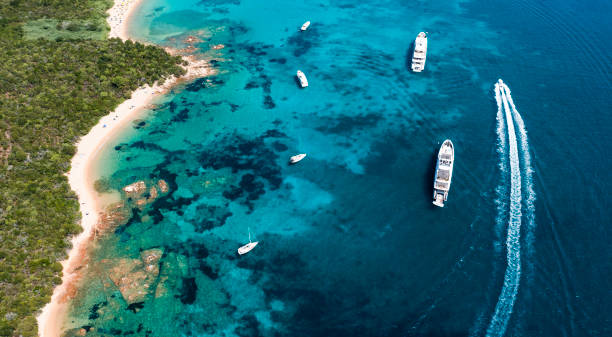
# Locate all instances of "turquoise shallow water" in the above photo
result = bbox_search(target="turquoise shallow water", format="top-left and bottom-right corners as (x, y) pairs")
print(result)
(65, 0), (611, 336)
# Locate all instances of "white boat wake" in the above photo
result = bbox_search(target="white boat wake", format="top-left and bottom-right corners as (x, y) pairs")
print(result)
(500, 81), (537, 334)
(470, 80), (512, 337)
(494, 81), (509, 250)
(485, 79), (535, 337)
(502, 83), (536, 258)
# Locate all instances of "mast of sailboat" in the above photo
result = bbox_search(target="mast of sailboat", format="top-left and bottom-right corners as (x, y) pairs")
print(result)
(248, 227), (251, 243)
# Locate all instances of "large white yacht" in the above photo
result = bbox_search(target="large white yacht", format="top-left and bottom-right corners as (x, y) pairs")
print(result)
(432, 139), (454, 207)
(411, 32), (427, 72)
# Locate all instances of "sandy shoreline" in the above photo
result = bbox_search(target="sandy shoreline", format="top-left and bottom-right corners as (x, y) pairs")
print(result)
(107, 0), (143, 40)
(36, 1), (212, 335)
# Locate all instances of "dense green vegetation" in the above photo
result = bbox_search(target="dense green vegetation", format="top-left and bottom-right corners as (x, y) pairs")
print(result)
(0, 1), (185, 335)
(22, 19), (108, 41)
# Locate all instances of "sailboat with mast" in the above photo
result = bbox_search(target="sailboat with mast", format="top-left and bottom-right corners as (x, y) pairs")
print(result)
(238, 227), (259, 255)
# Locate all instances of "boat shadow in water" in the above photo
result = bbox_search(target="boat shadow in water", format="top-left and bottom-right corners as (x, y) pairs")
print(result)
(423, 147), (439, 208)
(405, 40), (416, 72)
(293, 75), (306, 89)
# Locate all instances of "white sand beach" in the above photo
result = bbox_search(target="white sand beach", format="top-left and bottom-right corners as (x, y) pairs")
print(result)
(36, 1), (212, 335)
(107, 0), (144, 40)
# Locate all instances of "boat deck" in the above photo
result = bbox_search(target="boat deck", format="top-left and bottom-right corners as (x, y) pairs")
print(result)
(435, 181), (449, 190)
(437, 169), (450, 181)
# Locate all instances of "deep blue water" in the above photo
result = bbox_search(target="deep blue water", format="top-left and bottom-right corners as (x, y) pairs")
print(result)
(65, 0), (611, 336)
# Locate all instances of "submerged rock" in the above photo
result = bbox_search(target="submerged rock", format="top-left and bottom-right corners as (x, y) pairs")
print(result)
(157, 179), (169, 193)
(141, 248), (163, 273)
(154, 252), (188, 299)
(106, 258), (148, 304)
(122, 179), (169, 210)
(148, 186), (158, 201)
(183, 35), (204, 46)
(154, 276), (169, 298)
(135, 198), (147, 209)
(105, 248), (163, 304)
(123, 181), (146, 197)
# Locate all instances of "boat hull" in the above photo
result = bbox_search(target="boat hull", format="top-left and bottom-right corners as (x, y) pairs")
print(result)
(411, 32), (428, 72)
(238, 241), (258, 255)
(432, 140), (454, 207)
(289, 153), (306, 164)
(296, 70), (308, 88)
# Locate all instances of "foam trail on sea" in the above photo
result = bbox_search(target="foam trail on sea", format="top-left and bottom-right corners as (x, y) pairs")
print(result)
(494, 81), (509, 248)
(502, 83), (536, 256)
(486, 80), (522, 337)
(502, 82), (536, 335)
(469, 82), (510, 337)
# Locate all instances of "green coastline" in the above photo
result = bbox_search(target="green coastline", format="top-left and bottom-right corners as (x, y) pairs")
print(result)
(0, 1), (184, 335)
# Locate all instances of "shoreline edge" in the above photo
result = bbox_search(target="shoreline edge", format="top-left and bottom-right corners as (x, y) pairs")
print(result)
(36, 1), (212, 335)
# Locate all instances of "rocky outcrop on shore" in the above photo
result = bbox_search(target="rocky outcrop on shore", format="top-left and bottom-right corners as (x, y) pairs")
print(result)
(55, 178), (171, 301)
(92, 179), (169, 238)
(94, 202), (132, 236)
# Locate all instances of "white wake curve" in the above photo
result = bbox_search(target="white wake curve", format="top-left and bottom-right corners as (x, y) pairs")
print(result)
(469, 82), (511, 337)
(486, 80), (522, 337)
(495, 82), (507, 163)
(502, 82), (537, 334)
(502, 83), (536, 252)
(494, 82), (509, 248)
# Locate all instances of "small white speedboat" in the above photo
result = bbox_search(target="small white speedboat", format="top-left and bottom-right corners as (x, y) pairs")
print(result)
(238, 228), (258, 255)
(296, 70), (308, 88)
(289, 153), (307, 164)
(301, 21), (311, 31)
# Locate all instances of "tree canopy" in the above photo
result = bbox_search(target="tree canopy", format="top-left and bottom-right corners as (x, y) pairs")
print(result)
(0, 1), (184, 335)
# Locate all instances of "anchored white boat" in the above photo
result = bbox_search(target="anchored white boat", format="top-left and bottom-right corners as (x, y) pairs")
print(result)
(238, 228), (258, 255)
(301, 21), (311, 31)
(411, 32), (427, 72)
(296, 70), (308, 88)
(432, 139), (454, 207)
(289, 153), (307, 164)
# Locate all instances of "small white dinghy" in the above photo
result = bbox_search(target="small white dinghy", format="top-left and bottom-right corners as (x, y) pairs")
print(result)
(301, 21), (311, 31)
(296, 70), (308, 88)
(238, 228), (258, 255)
(289, 153), (307, 164)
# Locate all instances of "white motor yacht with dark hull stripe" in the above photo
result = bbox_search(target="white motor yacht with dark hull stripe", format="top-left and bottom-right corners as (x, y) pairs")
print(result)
(296, 70), (308, 88)
(411, 32), (427, 72)
(433, 139), (454, 207)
